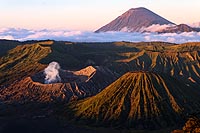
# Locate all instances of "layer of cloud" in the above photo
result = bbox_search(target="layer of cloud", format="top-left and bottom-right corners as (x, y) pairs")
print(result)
(140, 24), (175, 32)
(1, 28), (200, 43)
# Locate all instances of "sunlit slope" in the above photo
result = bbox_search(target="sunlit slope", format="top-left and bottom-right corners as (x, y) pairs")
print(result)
(66, 71), (200, 129)
(115, 42), (200, 84)
(173, 116), (200, 133)
(0, 66), (118, 103)
(1, 41), (200, 86)
(0, 41), (136, 86)
(0, 41), (52, 86)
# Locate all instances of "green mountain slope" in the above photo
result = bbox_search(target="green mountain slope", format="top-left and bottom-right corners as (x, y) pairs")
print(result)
(1, 41), (200, 87)
(66, 71), (200, 129)
(0, 41), (52, 86)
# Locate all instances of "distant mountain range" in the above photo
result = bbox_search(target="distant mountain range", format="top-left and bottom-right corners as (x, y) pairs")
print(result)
(96, 7), (200, 33)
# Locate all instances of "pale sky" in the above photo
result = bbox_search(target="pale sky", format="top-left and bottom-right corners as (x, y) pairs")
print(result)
(0, 0), (200, 31)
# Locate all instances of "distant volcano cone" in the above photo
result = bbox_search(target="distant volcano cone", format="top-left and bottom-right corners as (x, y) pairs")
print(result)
(66, 71), (200, 129)
(95, 7), (175, 32)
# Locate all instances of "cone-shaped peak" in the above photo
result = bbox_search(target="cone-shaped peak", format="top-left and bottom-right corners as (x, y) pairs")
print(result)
(66, 71), (200, 129)
(129, 7), (150, 11)
(95, 7), (175, 32)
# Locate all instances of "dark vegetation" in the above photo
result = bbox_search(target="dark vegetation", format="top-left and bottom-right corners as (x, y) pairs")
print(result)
(65, 72), (200, 129)
(0, 40), (52, 86)
(0, 40), (200, 132)
(39, 41), (139, 69)
(0, 39), (21, 57)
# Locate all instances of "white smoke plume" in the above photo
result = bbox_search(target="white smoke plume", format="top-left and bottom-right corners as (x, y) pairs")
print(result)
(44, 62), (61, 84)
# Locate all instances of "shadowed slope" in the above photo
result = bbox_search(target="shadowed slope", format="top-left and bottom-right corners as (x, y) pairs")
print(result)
(115, 42), (200, 85)
(0, 40), (20, 57)
(0, 41), (53, 86)
(66, 71), (200, 129)
(0, 66), (118, 103)
(1, 41), (199, 87)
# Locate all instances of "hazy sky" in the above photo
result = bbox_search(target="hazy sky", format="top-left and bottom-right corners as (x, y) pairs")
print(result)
(0, 0), (200, 31)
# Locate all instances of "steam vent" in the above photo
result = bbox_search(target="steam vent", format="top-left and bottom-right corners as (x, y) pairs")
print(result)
(66, 71), (200, 129)
(0, 64), (118, 103)
(32, 62), (97, 84)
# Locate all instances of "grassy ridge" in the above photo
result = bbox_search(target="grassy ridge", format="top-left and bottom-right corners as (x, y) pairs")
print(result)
(40, 41), (139, 69)
(66, 71), (200, 129)
(0, 41), (52, 86)
(0, 41), (200, 86)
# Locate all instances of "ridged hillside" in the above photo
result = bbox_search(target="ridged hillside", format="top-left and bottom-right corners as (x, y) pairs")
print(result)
(115, 42), (200, 85)
(0, 41), (53, 86)
(0, 66), (118, 103)
(159, 24), (198, 33)
(1, 41), (200, 88)
(66, 71), (200, 129)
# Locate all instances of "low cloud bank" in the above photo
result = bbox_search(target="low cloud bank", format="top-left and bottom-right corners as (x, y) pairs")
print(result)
(140, 24), (175, 32)
(1, 28), (200, 43)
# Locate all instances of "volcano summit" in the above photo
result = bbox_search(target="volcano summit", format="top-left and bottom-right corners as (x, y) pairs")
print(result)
(96, 7), (199, 33)
(95, 7), (175, 32)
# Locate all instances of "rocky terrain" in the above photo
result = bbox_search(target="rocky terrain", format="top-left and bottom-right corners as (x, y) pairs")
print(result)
(0, 40), (200, 132)
(0, 66), (118, 103)
(66, 71), (200, 129)
(172, 115), (200, 132)
(159, 24), (200, 33)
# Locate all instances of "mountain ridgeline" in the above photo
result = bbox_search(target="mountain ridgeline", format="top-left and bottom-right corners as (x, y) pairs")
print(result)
(66, 71), (200, 129)
(0, 40), (200, 132)
(96, 7), (174, 32)
(0, 40), (200, 102)
(95, 7), (200, 33)
(0, 66), (118, 103)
